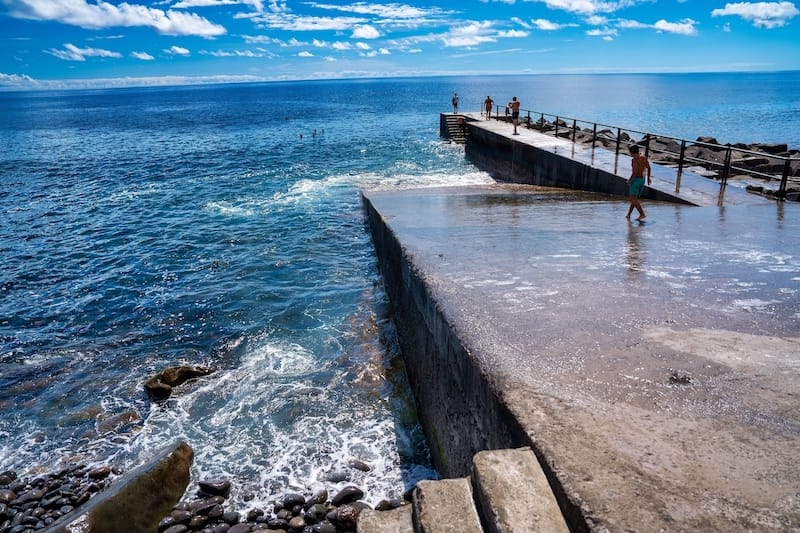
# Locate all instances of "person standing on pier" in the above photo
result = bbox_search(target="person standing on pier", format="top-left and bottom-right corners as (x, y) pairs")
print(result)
(452, 93), (459, 113)
(626, 145), (652, 221)
(484, 96), (494, 119)
(508, 96), (521, 134)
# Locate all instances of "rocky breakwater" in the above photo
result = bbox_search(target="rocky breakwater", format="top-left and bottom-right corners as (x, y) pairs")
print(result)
(528, 117), (800, 199)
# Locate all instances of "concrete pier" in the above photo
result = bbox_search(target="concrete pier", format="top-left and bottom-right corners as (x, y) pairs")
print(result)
(445, 112), (771, 207)
(362, 183), (799, 531)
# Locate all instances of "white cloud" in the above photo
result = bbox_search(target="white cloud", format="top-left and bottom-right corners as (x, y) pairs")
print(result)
(532, 18), (577, 30)
(356, 42), (371, 50)
(307, 2), (446, 19)
(442, 21), (497, 47)
(0, 72), (37, 87)
(331, 41), (353, 50)
(173, 0), (265, 11)
(253, 13), (364, 31)
(586, 27), (618, 38)
(654, 18), (698, 35)
(131, 51), (155, 60)
(535, 0), (639, 15)
(5, 0), (226, 37)
(616, 19), (649, 29)
(298, 51), (313, 57)
(585, 15), (608, 25)
(45, 43), (122, 61)
(711, 1), (799, 28)
(200, 48), (273, 57)
(165, 45), (191, 55)
(352, 24), (380, 39)
(498, 29), (529, 37)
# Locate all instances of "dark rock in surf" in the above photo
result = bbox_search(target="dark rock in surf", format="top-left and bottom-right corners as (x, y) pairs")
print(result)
(198, 479), (231, 498)
(144, 365), (216, 400)
(331, 485), (364, 506)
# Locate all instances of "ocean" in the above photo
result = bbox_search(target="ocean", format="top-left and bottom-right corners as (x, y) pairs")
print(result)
(1, 72), (798, 509)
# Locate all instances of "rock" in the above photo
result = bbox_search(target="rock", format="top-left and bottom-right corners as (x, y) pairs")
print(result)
(96, 410), (141, 435)
(163, 525), (189, 533)
(49, 440), (193, 533)
(325, 470), (350, 483)
(144, 365), (215, 400)
(88, 466), (113, 480)
(330, 503), (362, 531)
(228, 524), (251, 533)
(305, 488), (328, 508)
(348, 459), (371, 472)
(281, 492), (305, 509)
(288, 515), (307, 529)
(304, 503), (328, 524)
(695, 135), (719, 146)
(331, 485), (364, 507)
(199, 479), (231, 498)
(751, 142), (788, 154)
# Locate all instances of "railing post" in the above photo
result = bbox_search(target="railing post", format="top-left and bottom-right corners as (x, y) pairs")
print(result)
(676, 139), (686, 193)
(718, 144), (732, 206)
(592, 123), (597, 147)
(555, 116), (559, 138)
(615, 127), (622, 158)
(644, 134), (650, 158)
(572, 119), (577, 143)
(540, 113), (544, 131)
(777, 159), (791, 200)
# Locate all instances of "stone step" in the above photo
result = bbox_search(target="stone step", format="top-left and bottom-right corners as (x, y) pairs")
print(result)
(357, 448), (569, 533)
(472, 448), (569, 533)
(413, 478), (483, 532)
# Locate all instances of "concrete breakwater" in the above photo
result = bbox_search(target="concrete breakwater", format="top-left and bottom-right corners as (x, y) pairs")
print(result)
(361, 183), (800, 531)
(444, 113), (800, 202)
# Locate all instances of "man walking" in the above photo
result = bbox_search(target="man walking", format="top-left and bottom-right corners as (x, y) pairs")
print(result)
(626, 145), (652, 221)
(508, 96), (520, 134)
(451, 93), (459, 113)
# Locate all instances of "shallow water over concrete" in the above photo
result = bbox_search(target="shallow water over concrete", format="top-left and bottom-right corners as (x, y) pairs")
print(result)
(364, 183), (800, 531)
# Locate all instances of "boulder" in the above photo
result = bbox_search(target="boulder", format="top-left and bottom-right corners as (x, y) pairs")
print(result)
(144, 365), (215, 400)
(751, 142), (788, 154)
(45, 440), (194, 533)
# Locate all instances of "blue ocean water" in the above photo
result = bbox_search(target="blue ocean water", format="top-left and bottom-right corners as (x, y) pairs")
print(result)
(0, 72), (798, 508)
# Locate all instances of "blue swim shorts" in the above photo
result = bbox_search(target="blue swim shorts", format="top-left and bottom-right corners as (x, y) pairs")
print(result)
(628, 176), (646, 197)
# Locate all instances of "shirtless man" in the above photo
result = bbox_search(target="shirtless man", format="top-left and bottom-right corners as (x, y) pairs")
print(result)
(508, 96), (520, 134)
(484, 96), (494, 119)
(626, 145), (652, 220)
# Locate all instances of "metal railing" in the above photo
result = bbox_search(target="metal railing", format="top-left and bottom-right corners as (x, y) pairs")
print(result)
(481, 105), (799, 203)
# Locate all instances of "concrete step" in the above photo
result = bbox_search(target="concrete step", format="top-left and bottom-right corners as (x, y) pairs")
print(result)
(472, 448), (569, 533)
(357, 448), (569, 533)
(413, 478), (483, 532)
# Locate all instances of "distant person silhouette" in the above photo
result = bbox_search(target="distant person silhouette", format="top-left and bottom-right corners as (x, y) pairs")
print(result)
(451, 93), (459, 113)
(626, 145), (652, 221)
(484, 96), (494, 119)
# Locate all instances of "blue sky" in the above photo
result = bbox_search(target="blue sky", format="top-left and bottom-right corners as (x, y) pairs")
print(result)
(1, 0), (798, 89)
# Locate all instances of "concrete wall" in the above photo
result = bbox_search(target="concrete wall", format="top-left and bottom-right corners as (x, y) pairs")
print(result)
(362, 196), (587, 531)
(363, 198), (529, 477)
(464, 122), (692, 204)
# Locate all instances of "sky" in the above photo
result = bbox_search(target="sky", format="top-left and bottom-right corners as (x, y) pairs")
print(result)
(1, 0), (799, 90)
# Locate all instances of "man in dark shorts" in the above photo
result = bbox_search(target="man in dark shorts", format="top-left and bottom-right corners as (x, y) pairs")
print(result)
(626, 145), (652, 220)
(508, 96), (520, 134)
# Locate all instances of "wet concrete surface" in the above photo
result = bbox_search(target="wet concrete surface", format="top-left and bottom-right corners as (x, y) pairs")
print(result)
(364, 184), (799, 531)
